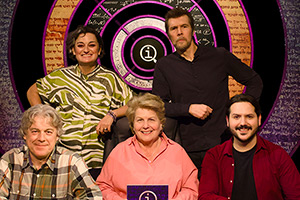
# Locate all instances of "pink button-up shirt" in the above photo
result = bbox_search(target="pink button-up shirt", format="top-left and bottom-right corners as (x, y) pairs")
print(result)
(96, 133), (199, 199)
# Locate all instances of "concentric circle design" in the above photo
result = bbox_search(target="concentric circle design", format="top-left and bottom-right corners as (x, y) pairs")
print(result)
(7, 0), (298, 157)
(85, 1), (215, 91)
(132, 36), (165, 72)
(42, 0), (252, 94)
(7, 0), (297, 156)
(110, 16), (171, 90)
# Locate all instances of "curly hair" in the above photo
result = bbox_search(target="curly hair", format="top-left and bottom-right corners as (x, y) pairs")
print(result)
(19, 104), (64, 139)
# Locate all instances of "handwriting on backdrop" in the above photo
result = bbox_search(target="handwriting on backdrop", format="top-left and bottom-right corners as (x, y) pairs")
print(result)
(44, 0), (251, 98)
(259, 0), (300, 154)
(44, 0), (80, 74)
(215, 0), (252, 98)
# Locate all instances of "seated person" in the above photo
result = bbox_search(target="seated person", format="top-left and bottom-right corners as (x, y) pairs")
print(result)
(199, 94), (300, 200)
(27, 25), (134, 179)
(96, 93), (199, 199)
(0, 104), (102, 199)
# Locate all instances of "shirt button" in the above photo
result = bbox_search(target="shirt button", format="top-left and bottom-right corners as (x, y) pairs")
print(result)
(52, 194), (56, 197)
(230, 180), (233, 183)
(33, 193), (36, 196)
(228, 197), (231, 199)
(232, 163), (234, 167)
(37, 174), (40, 178)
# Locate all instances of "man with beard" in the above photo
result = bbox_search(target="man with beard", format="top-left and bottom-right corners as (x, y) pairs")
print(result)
(198, 94), (300, 200)
(152, 7), (263, 175)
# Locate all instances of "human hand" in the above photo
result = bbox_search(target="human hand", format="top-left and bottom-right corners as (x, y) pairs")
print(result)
(96, 114), (114, 135)
(189, 104), (213, 120)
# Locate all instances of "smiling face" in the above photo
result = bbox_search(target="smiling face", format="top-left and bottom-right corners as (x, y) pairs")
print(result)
(227, 102), (261, 150)
(23, 116), (59, 167)
(72, 32), (101, 67)
(133, 108), (163, 147)
(167, 15), (194, 52)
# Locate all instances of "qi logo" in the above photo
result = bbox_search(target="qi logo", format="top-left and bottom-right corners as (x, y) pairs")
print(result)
(140, 44), (157, 63)
(86, 1), (214, 91)
(139, 190), (158, 200)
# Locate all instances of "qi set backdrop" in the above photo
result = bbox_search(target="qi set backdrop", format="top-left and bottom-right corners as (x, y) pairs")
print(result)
(0, 0), (299, 155)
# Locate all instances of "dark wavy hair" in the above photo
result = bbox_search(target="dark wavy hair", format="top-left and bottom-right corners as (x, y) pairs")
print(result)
(165, 7), (195, 35)
(66, 25), (104, 61)
(226, 94), (262, 117)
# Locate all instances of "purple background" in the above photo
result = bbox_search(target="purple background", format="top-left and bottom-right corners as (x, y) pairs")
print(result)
(0, 0), (299, 162)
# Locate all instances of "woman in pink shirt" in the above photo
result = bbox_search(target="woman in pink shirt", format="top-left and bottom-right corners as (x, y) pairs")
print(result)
(96, 93), (199, 199)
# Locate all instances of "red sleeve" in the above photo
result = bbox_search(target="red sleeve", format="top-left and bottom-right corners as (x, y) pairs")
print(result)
(199, 150), (228, 200)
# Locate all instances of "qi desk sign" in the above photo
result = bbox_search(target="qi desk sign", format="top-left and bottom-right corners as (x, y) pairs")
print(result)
(127, 185), (168, 200)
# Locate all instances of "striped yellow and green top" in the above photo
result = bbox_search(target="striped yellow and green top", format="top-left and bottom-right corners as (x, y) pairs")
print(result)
(36, 65), (133, 169)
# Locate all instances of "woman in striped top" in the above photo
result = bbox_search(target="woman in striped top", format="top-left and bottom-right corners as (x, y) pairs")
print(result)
(27, 25), (134, 179)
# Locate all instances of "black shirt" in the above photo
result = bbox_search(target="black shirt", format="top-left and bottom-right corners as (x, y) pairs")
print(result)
(152, 45), (263, 152)
(232, 145), (258, 200)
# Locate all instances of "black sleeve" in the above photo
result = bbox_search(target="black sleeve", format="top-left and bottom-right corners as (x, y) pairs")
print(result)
(223, 48), (263, 101)
(152, 60), (190, 117)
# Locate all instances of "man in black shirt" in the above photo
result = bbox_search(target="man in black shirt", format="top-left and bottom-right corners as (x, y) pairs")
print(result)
(152, 7), (263, 175)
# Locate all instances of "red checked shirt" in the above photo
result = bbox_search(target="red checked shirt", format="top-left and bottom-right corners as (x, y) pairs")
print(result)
(199, 135), (300, 200)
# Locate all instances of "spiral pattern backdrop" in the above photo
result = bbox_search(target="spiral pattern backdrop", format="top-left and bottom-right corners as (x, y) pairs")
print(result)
(0, 0), (299, 158)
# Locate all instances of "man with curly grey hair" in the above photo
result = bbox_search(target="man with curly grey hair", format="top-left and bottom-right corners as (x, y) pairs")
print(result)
(0, 104), (102, 199)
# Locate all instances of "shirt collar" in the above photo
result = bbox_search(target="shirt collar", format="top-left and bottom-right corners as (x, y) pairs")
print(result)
(127, 132), (174, 146)
(75, 64), (101, 78)
(22, 144), (59, 172)
(223, 135), (267, 156)
(21, 145), (31, 169)
(127, 132), (174, 160)
(255, 135), (268, 152)
(173, 45), (202, 61)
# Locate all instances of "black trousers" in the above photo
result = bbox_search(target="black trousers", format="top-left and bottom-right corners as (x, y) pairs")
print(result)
(187, 151), (207, 180)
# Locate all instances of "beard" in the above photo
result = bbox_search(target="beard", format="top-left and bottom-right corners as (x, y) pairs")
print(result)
(230, 125), (260, 144)
(174, 38), (192, 52)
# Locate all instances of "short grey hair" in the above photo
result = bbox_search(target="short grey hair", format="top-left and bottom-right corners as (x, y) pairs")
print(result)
(19, 104), (64, 138)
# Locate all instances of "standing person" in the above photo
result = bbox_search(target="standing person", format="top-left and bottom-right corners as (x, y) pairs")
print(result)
(0, 104), (102, 199)
(97, 93), (199, 200)
(27, 25), (134, 179)
(199, 94), (300, 199)
(152, 7), (263, 174)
